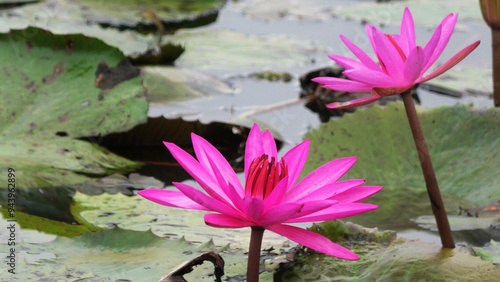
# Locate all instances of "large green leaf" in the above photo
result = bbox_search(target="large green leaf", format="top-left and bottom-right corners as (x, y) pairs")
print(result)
(0, 212), (252, 281)
(303, 103), (500, 224)
(74, 0), (223, 29)
(336, 0), (482, 28)
(0, 0), (224, 31)
(0, 27), (148, 188)
(475, 240), (500, 264)
(169, 29), (316, 71)
(143, 66), (236, 103)
(71, 192), (288, 250)
(0, 207), (99, 237)
(274, 220), (500, 281)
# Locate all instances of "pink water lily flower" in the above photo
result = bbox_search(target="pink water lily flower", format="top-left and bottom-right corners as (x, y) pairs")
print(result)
(312, 7), (480, 109)
(139, 124), (382, 260)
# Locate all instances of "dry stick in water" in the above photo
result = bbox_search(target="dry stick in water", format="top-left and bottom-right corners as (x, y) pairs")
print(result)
(400, 90), (454, 248)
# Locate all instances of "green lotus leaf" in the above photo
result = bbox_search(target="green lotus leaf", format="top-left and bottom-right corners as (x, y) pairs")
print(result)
(415, 215), (500, 231)
(275, 220), (500, 281)
(336, 0), (482, 28)
(71, 191), (289, 250)
(143, 66), (236, 103)
(303, 103), (500, 225)
(0, 214), (253, 281)
(169, 28), (316, 71)
(0, 27), (148, 188)
(0, 0), (224, 31)
(474, 240), (500, 264)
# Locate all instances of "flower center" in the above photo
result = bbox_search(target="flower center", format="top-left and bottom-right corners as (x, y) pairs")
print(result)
(245, 154), (288, 199)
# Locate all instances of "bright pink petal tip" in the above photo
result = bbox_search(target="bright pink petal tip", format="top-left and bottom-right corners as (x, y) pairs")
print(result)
(138, 189), (210, 211)
(420, 40), (480, 82)
(268, 224), (359, 260)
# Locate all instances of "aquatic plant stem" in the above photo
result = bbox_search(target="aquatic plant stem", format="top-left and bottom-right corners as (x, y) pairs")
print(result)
(400, 90), (455, 248)
(247, 227), (264, 282)
(492, 29), (500, 107)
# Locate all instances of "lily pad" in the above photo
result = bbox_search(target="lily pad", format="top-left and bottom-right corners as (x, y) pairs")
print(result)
(303, 103), (500, 225)
(168, 28), (316, 71)
(74, 0), (224, 29)
(274, 220), (500, 281)
(0, 27), (148, 188)
(143, 66), (236, 103)
(0, 1), (167, 58)
(475, 240), (500, 264)
(0, 218), (251, 281)
(430, 68), (493, 97)
(0, 207), (99, 237)
(239, 0), (335, 22)
(0, 0), (224, 32)
(72, 191), (289, 250)
(415, 215), (500, 231)
(336, 0), (482, 28)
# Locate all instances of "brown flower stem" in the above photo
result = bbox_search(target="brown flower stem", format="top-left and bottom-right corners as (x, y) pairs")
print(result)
(400, 90), (455, 248)
(492, 28), (500, 107)
(247, 226), (264, 282)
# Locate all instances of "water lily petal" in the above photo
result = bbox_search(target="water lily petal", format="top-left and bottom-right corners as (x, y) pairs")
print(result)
(328, 55), (367, 70)
(205, 213), (253, 228)
(365, 23), (377, 55)
(265, 176), (289, 208)
(291, 179), (365, 202)
(282, 140), (309, 188)
(173, 182), (243, 219)
(259, 203), (303, 227)
(287, 200), (338, 220)
(245, 124), (265, 179)
(330, 186), (383, 203)
(286, 203), (378, 223)
(403, 46), (426, 84)
(262, 130), (278, 159)
(285, 157), (357, 201)
(343, 69), (394, 87)
(267, 224), (358, 260)
(206, 156), (245, 211)
(339, 34), (380, 71)
(423, 13), (458, 71)
(164, 142), (230, 203)
(420, 40), (480, 82)
(422, 24), (442, 70)
(314, 77), (372, 93)
(371, 27), (405, 81)
(400, 7), (416, 54)
(191, 134), (244, 196)
(241, 196), (266, 222)
(138, 189), (210, 211)
(326, 96), (381, 109)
